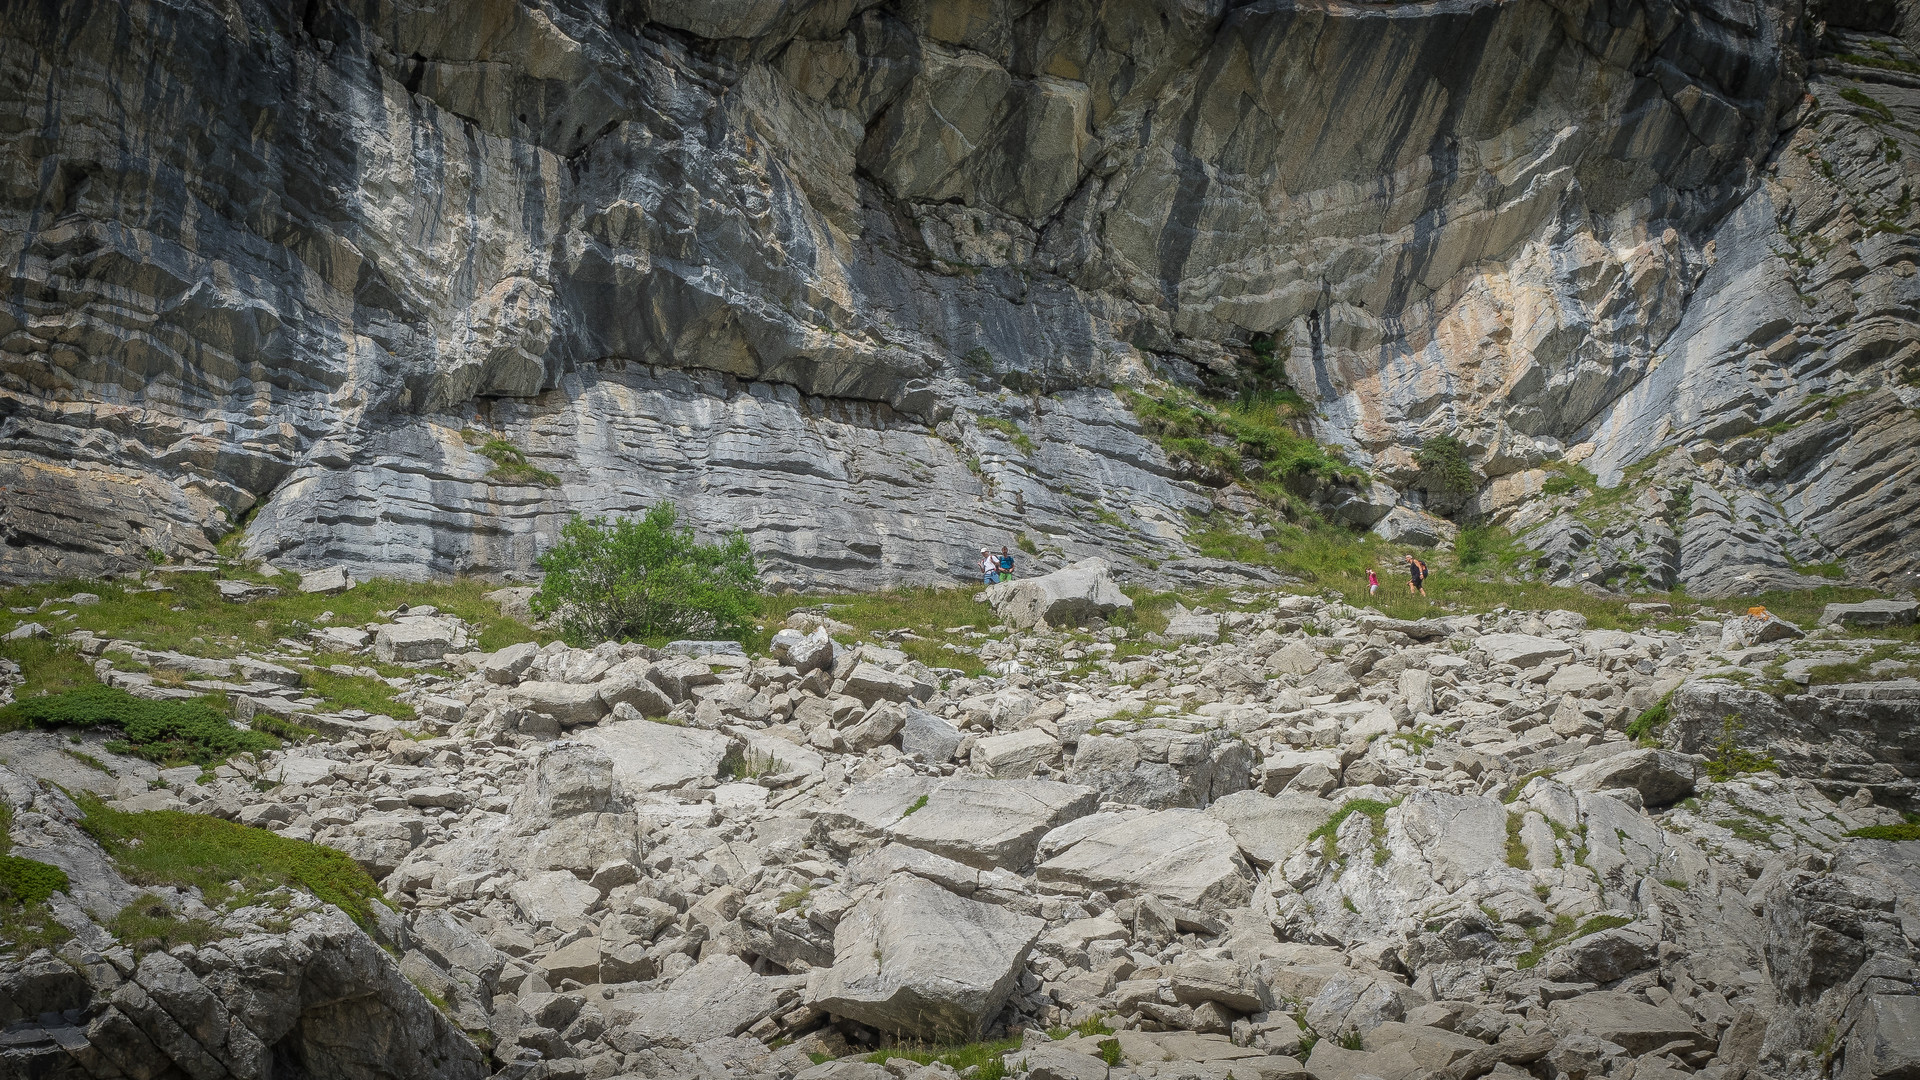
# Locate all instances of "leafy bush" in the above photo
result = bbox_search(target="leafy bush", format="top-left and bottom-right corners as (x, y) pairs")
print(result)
(107, 893), (226, 955)
(1705, 715), (1778, 781)
(533, 504), (760, 646)
(1415, 435), (1475, 495)
(1847, 824), (1920, 841)
(77, 795), (389, 928)
(1626, 689), (1674, 745)
(0, 853), (69, 906)
(0, 684), (275, 765)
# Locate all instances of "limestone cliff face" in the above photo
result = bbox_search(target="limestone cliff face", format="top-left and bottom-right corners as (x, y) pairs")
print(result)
(0, 0), (1907, 593)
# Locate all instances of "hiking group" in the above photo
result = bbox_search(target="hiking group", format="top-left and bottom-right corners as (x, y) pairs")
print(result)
(1366, 555), (1429, 597)
(981, 546), (1016, 584)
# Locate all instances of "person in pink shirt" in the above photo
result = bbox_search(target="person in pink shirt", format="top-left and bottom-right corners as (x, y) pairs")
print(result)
(1367, 568), (1379, 596)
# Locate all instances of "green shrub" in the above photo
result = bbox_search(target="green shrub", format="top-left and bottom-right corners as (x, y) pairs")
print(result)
(106, 893), (227, 955)
(77, 795), (389, 927)
(1414, 436), (1475, 495)
(1626, 689), (1674, 745)
(465, 431), (559, 486)
(532, 504), (760, 646)
(0, 854), (69, 906)
(1848, 824), (1920, 842)
(1705, 715), (1777, 782)
(0, 684), (275, 766)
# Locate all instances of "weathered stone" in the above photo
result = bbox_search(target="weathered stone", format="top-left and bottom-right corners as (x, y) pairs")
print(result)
(578, 715), (731, 795)
(1206, 790), (1331, 869)
(808, 873), (1042, 1042)
(1819, 600), (1918, 629)
(887, 778), (1099, 870)
(1037, 809), (1252, 910)
(971, 727), (1060, 778)
(1473, 634), (1574, 669)
(1546, 992), (1704, 1056)
(374, 617), (459, 663)
(1557, 749), (1704, 806)
(982, 559), (1133, 630)
(297, 566), (354, 594)
(899, 706), (965, 763)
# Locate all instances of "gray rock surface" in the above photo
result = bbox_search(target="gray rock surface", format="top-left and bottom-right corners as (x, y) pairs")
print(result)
(5, 0), (1900, 603)
(984, 559), (1134, 630)
(808, 873), (1042, 1042)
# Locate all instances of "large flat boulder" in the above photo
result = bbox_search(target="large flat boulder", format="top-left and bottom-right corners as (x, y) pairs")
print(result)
(1546, 991), (1705, 1055)
(1472, 633), (1573, 668)
(1820, 599), (1919, 629)
(971, 727), (1061, 778)
(808, 873), (1042, 1041)
(612, 956), (787, 1051)
(1036, 809), (1252, 910)
(374, 616), (460, 663)
(1206, 790), (1332, 869)
(578, 718), (731, 794)
(1558, 748), (1704, 806)
(887, 778), (1100, 871)
(982, 558), (1133, 630)
(1842, 995), (1920, 1080)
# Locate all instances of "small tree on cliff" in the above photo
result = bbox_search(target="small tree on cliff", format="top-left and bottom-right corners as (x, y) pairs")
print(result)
(531, 504), (760, 646)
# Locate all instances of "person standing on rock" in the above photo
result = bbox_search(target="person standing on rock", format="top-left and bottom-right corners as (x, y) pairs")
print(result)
(1405, 554), (1427, 597)
(998, 546), (1015, 581)
(1367, 568), (1379, 596)
(981, 548), (999, 585)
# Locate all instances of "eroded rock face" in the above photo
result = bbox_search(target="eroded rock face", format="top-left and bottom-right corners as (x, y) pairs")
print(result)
(6, 0), (1897, 597)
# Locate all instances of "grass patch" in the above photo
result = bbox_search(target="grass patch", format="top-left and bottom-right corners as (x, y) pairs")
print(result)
(0, 636), (97, 702)
(756, 588), (997, 675)
(1840, 86), (1895, 121)
(1, 684), (275, 766)
(903, 794), (929, 816)
(1046, 1016), (1113, 1040)
(1847, 824), (1920, 841)
(1705, 715), (1778, 782)
(777, 885), (813, 913)
(301, 667), (417, 721)
(1309, 798), (1398, 863)
(106, 893), (228, 955)
(464, 431), (559, 487)
(0, 804), (72, 953)
(76, 794), (389, 928)
(1626, 688), (1674, 745)
(719, 745), (785, 781)
(865, 1036), (1022, 1079)
(1515, 912), (1629, 969)
(975, 416), (1035, 455)
(1121, 384), (1361, 497)
(0, 575), (540, 662)
(1506, 813), (1530, 870)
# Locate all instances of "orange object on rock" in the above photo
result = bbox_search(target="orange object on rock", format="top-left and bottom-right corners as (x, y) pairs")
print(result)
(1748, 606), (1770, 619)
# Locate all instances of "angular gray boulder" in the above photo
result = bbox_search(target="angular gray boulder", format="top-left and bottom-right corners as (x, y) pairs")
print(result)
(1036, 809), (1252, 910)
(887, 778), (1100, 871)
(982, 558), (1133, 630)
(1819, 599), (1918, 628)
(1557, 748), (1705, 806)
(808, 873), (1043, 1041)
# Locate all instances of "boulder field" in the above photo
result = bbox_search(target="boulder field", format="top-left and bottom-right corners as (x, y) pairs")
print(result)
(4, 573), (1918, 1080)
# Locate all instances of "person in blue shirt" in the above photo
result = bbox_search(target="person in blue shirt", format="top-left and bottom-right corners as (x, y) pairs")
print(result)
(998, 546), (1015, 580)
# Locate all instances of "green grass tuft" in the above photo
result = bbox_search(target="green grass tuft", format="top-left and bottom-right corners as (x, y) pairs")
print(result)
(1848, 824), (1920, 842)
(106, 893), (228, 955)
(77, 794), (389, 928)
(1, 684), (276, 766)
(1309, 798), (1398, 863)
(865, 1037), (1022, 1079)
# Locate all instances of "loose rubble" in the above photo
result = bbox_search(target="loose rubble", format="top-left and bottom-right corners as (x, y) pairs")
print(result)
(6, 588), (1920, 1080)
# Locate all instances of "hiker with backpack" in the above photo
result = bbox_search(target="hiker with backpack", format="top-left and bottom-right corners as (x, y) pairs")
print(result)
(981, 548), (999, 585)
(998, 546), (1015, 581)
(1405, 553), (1428, 597)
